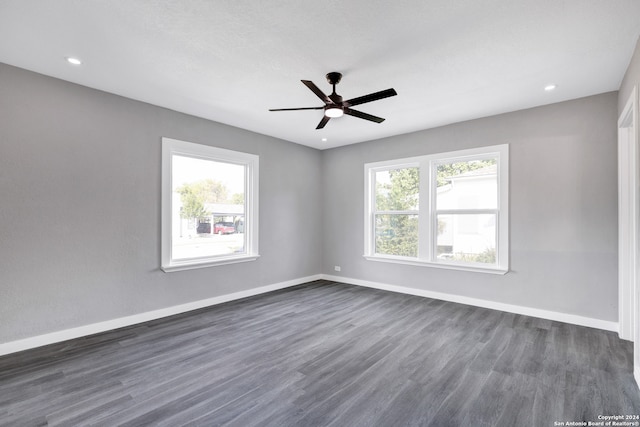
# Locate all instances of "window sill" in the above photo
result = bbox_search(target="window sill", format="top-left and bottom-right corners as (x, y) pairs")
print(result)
(363, 255), (508, 275)
(162, 254), (260, 272)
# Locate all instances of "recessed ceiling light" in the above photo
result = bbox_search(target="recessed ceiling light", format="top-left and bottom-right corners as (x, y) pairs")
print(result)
(66, 57), (82, 65)
(544, 84), (557, 92)
(321, 138), (327, 142)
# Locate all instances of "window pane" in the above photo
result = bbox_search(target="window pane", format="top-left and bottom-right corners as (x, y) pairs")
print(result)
(436, 214), (496, 264)
(436, 159), (497, 209)
(375, 214), (418, 257)
(172, 155), (245, 260)
(375, 167), (419, 211)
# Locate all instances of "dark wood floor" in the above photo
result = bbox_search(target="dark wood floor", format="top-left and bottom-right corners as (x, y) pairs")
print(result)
(1, 280), (639, 426)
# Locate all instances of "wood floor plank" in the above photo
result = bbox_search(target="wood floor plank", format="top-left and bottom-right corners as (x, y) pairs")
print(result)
(1, 280), (639, 426)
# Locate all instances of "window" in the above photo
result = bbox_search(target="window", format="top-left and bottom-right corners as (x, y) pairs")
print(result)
(364, 145), (508, 274)
(161, 138), (259, 272)
(373, 166), (420, 258)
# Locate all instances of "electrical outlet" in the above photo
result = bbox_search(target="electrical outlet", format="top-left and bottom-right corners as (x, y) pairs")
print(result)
(334, 266), (341, 272)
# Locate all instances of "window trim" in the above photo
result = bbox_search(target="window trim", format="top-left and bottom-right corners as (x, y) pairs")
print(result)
(161, 137), (259, 272)
(364, 144), (509, 274)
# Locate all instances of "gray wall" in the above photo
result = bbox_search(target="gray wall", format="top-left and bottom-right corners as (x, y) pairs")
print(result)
(619, 35), (640, 114)
(321, 92), (619, 322)
(0, 63), (323, 343)
(0, 59), (623, 345)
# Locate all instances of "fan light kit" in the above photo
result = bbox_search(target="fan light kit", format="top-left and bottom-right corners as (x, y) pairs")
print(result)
(270, 72), (397, 129)
(325, 107), (344, 118)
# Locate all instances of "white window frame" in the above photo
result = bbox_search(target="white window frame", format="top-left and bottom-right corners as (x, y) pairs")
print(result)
(364, 144), (509, 274)
(161, 137), (259, 272)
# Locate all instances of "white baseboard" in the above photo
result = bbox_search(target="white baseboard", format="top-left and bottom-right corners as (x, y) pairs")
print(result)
(0, 273), (619, 357)
(321, 274), (619, 333)
(0, 274), (322, 356)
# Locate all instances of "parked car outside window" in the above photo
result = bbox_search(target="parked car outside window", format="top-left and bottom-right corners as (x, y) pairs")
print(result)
(214, 222), (236, 235)
(196, 222), (211, 234)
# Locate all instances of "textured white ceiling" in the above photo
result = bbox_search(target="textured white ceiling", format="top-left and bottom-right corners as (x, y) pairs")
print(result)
(1, 1), (639, 149)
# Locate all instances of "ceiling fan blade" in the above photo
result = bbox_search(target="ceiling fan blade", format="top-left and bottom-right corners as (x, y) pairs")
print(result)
(344, 108), (385, 123)
(269, 107), (324, 111)
(344, 88), (397, 107)
(316, 115), (331, 129)
(302, 80), (331, 104)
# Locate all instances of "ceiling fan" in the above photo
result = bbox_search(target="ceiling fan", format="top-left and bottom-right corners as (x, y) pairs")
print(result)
(269, 72), (397, 129)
